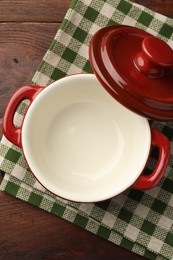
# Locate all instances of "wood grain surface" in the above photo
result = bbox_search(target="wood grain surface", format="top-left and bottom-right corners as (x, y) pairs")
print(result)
(0, 1), (172, 259)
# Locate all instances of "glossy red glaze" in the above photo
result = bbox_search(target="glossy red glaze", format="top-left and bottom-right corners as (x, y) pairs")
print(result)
(132, 128), (170, 190)
(134, 36), (173, 77)
(2, 85), (44, 147)
(89, 25), (173, 121)
(143, 36), (173, 66)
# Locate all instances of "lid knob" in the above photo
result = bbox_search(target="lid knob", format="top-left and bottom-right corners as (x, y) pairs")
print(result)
(134, 36), (173, 78)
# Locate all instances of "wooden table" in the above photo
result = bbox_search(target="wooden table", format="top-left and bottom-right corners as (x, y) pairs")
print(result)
(0, 1), (172, 259)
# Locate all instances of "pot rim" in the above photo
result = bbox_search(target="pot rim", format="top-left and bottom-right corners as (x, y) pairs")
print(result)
(21, 74), (151, 202)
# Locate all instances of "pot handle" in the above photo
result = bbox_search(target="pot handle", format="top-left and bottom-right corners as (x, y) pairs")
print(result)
(132, 128), (170, 190)
(2, 85), (44, 147)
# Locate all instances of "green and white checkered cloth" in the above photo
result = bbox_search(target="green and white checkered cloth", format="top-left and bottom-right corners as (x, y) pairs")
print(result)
(0, 0), (173, 259)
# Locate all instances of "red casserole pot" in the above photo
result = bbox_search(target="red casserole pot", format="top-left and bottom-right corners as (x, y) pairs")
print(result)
(2, 25), (172, 202)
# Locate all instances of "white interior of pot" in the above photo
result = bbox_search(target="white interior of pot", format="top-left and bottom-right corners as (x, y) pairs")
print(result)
(22, 74), (151, 202)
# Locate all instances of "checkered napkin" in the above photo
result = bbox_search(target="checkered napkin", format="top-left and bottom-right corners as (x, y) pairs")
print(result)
(0, 0), (173, 259)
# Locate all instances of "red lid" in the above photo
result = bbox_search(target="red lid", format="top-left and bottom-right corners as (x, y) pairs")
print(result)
(89, 25), (173, 121)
